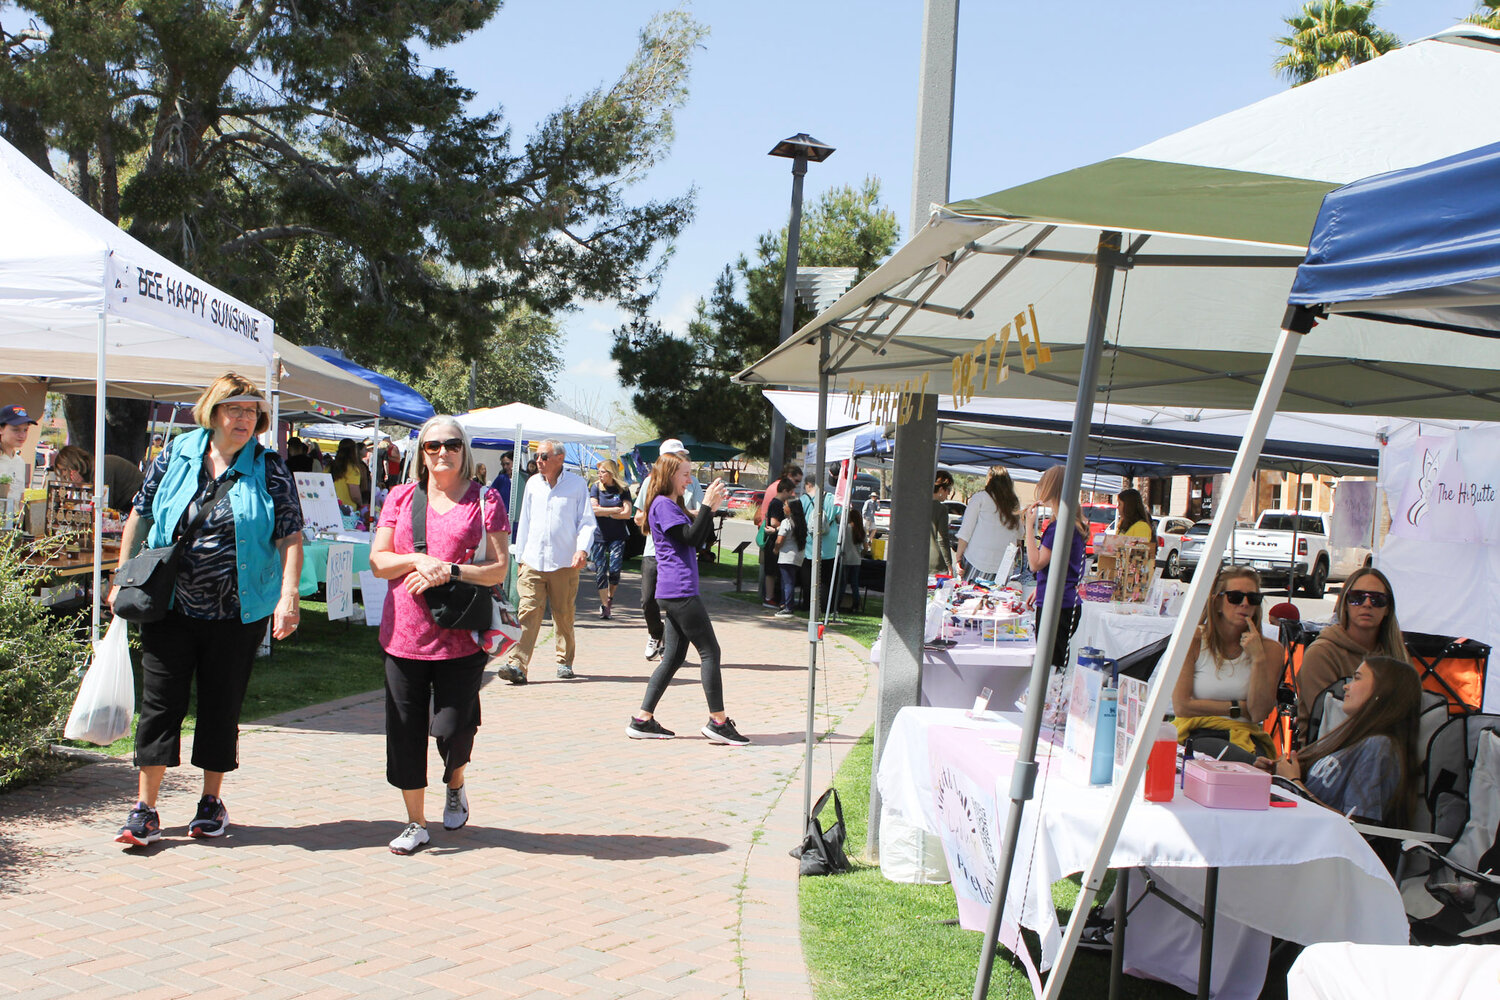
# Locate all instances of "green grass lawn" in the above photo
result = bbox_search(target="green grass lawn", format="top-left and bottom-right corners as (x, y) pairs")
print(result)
(801, 732), (1182, 1000)
(65, 600), (385, 758)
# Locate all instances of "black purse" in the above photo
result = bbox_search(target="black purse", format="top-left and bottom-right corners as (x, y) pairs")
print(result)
(411, 484), (508, 631)
(113, 472), (238, 624)
(790, 788), (852, 877)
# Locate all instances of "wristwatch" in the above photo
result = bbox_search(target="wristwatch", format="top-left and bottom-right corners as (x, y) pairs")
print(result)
(449, 563), (460, 581)
(1229, 700), (1242, 720)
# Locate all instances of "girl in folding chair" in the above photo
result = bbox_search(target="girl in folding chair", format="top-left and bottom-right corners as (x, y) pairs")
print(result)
(1257, 655), (1422, 827)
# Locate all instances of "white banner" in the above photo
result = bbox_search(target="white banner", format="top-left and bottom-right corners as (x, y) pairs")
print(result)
(1388, 433), (1500, 544)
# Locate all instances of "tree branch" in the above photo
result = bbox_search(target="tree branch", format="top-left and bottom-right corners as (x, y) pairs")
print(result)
(218, 224), (336, 254)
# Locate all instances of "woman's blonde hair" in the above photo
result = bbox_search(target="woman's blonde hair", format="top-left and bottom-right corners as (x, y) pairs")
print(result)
(193, 372), (269, 435)
(1197, 565), (1264, 668)
(1035, 464), (1088, 537)
(413, 416), (473, 488)
(636, 453), (688, 530)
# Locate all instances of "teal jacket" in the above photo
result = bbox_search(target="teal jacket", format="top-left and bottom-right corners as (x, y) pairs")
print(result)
(147, 427), (283, 623)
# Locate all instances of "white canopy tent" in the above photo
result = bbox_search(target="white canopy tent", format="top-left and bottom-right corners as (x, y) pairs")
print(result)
(738, 25), (1500, 999)
(0, 137), (274, 637)
(453, 403), (617, 556)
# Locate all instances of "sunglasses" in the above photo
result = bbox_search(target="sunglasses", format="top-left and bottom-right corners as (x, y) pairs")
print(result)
(1219, 590), (1263, 606)
(1345, 589), (1391, 609)
(421, 438), (464, 455)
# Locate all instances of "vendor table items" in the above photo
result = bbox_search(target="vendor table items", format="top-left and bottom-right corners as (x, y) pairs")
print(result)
(877, 707), (1407, 1000)
(298, 536), (372, 597)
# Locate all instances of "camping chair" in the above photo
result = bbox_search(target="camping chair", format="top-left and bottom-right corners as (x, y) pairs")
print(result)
(1264, 620), (1326, 756)
(1403, 631), (1491, 716)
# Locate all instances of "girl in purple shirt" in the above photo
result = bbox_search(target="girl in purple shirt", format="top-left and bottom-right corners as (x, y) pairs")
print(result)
(627, 453), (749, 745)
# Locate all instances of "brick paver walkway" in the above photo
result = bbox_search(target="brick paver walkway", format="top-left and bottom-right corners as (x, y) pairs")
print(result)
(0, 572), (874, 999)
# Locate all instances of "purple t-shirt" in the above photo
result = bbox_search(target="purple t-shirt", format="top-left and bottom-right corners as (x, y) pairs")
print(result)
(649, 494), (697, 600)
(377, 482), (509, 660)
(1036, 520), (1085, 609)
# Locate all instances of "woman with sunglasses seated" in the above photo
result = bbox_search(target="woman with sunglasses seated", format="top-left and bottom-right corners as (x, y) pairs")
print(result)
(1171, 566), (1283, 763)
(1295, 566), (1409, 744)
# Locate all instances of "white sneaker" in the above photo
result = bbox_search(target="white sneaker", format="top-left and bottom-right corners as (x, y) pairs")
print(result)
(443, 785), (469, 831)
(644, 637), (663, 660)
(388, 822), (430, 855)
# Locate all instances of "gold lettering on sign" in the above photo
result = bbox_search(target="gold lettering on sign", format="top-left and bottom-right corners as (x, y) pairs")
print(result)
(1029, 304), (1051, 363)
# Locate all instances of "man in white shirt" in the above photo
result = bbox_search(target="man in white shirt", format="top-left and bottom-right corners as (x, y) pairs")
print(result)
(499, 439), (596, 683)
(0, 404), (36, 516)
(638, 438), (702, 660)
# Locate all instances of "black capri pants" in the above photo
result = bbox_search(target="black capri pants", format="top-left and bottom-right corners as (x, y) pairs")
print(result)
(134, 610), (268, 772)
(1037, 603), (1083, 669)
(384, 650), (487, 790)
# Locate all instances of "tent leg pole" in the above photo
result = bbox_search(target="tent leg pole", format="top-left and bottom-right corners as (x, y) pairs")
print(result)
(972, 230), (1123, 1000)
(804, 328), (830, 828)
(1038, 326), (1305, 1000)
(92, 311), (107, 643)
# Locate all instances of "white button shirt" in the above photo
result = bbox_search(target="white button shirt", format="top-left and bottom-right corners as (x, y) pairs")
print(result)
(513, 470), (596, 573)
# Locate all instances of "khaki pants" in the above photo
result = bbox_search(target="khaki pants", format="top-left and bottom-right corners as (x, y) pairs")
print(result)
(506, 563), (580, 672)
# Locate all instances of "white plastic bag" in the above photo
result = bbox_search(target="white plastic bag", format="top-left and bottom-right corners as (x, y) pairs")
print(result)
(63, 617), (135, 745)
(924, 594), (946, 643)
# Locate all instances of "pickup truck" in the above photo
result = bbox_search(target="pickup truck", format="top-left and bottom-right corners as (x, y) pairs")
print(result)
(1222, 510), (1370, 598)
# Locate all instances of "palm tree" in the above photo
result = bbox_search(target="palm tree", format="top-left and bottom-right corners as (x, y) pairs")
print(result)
(1272, 1), (1402, 87)
(1468, 1), (1500, 29)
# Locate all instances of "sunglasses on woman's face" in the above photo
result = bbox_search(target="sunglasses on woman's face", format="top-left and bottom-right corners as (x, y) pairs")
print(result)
(1220, 590), (1263, 606)
(1345, 589), (1391, 609)
(421, 438), (464, 455)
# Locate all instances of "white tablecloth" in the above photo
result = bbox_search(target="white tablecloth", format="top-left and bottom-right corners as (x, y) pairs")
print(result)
(877, 707), (1408, 996)
(871, 632), (1037, 710)
(1073, 602), (1180, 663)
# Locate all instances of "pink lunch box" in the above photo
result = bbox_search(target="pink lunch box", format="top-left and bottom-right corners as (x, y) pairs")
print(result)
(1182, 759), (1271, 810)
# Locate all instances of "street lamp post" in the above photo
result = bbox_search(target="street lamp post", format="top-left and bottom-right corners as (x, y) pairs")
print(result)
(762, 133), (834, 602)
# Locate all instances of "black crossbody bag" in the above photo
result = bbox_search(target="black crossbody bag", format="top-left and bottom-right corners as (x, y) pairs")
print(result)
(411, 483), (510, 631)
(113, 471), (238, 624)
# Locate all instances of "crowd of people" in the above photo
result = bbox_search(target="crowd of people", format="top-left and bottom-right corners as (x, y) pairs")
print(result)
(80, 373), (1427, 855)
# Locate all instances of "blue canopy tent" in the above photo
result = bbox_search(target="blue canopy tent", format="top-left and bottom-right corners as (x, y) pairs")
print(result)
(1289, 140), (1500, 336)
(302, 346), (435, 427)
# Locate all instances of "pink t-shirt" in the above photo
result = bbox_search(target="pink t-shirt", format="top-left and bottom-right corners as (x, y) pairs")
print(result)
(377, 482), (509, 660)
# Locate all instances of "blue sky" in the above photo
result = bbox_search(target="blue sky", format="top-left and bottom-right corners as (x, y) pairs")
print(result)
(436, 1), (1478, 420)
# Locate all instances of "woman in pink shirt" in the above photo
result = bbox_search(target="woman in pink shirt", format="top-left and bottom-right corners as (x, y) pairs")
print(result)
(370, 417), (509, 855)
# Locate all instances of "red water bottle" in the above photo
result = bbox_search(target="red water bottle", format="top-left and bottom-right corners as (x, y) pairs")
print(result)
(1144, 720), (1179, 803)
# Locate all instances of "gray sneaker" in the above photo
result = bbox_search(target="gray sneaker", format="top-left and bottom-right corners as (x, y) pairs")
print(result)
(556, 664), (575, 679)
(388, 822), (429, 855)
(496, 663), (527, 685)
(443, 785), (469, 831)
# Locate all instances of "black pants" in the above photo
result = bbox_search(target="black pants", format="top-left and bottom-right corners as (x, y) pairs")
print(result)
(640, 556), (664, 641)
(384, 650), (486, 790)
(135, 611), (268, 772)
(761, 540), (781, 602)
(1037, 603), (1083, 669)
(640, 595), (724, 715)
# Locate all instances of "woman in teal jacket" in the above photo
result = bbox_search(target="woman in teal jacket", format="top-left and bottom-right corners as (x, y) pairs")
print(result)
(108, 373), (304, 848)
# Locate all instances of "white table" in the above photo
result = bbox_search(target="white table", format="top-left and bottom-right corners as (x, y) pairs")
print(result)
(1073, 602), (1280, 668)
(878, 707), (1408, 999)
(871, 631), (1037, 711)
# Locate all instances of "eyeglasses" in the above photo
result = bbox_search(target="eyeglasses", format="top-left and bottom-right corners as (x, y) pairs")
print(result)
(421, 438), (464, 455)
(1345, 589), (1391, 609)
(537, 452), (557, 462)
(219, 404), (260, 421)
(1219, 590), (1264, 606)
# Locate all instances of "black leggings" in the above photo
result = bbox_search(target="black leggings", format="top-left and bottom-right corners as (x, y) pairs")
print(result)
(384, 650), (486, 790)
(640, 556), (664, 641)
(640, 595), (723, 715)
(1038, 603), (1083, 669)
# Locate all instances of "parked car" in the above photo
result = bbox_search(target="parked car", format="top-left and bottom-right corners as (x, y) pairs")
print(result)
(1153, 515), (1198, 579)
(1228, 510), (1371, 597)
(726, 488), (763, 512)
(1082, 503), (1117, 557)
(943, 499), (966, 546)
(1175, 519), (1214, 580)
(872, 499), (893, 535)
